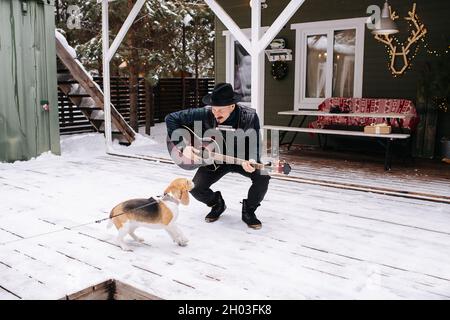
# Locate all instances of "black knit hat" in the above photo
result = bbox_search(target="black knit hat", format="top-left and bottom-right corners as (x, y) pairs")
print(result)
(202, 83), (242, 106)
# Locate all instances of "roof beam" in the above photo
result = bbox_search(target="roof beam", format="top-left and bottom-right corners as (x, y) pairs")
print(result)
(258, 0), (306, 52)
(204, 0), (252, 54)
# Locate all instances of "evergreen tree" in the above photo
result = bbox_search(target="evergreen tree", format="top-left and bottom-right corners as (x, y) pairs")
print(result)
(55, 0), (214, 79)
(56, 0), (214, 129)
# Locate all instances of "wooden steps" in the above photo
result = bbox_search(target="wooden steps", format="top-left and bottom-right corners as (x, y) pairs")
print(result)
(55, 36), (135, 144)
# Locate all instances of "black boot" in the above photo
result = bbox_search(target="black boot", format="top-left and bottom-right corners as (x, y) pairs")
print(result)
(205, 191), (226, 223)
(241, 199), (262, 229)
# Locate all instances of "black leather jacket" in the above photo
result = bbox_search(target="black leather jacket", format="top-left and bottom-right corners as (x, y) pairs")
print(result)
(165, 104), (262, 162)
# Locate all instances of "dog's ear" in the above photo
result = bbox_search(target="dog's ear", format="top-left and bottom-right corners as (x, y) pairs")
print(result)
(165, 185), (182, 201)
(164, 185), (172, 195)
(185, 179), (194, 191)
(180, 189), (190, 206)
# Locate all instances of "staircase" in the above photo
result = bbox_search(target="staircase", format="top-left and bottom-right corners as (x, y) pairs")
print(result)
(55, 36), (135, 145)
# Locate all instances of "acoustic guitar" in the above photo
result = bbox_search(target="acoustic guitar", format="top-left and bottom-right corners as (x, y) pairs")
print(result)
(167, 126), (291, 175)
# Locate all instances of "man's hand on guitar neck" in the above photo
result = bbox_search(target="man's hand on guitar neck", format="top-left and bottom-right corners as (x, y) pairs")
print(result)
(242, 159), (256, 173)
(182, 146), (202, 162)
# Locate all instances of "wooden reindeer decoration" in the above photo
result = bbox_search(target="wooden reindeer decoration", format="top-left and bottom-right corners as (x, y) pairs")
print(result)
(374, 3), (427, 75)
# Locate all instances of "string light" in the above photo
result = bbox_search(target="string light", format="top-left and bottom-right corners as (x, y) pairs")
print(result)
(423, 40), (449, 57)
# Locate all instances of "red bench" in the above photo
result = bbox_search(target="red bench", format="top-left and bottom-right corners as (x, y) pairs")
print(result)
(308, 97), (419, 131)
(265, 98), (419, 170)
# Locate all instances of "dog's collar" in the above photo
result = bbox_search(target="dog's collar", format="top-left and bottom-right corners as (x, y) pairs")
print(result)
(161, 193), (180, 205)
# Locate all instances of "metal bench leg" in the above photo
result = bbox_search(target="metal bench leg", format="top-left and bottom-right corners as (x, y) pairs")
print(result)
(287, 133), (298, 151)
(408, 136), (415, 165)
(401, 137), (413, 166)
(280, 115), (295, 144)
(287, 115), (307, 150)
(396, 118), (404, 133)
(389, 141), (393, 169)
(384, 138), (393, 171)
(318, 134), (328, 150)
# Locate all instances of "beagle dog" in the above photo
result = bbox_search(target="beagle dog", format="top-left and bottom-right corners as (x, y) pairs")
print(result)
(108, 178), (194, 251)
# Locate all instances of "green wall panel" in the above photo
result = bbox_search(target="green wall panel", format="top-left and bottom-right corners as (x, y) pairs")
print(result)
(0, 0), (60, 162)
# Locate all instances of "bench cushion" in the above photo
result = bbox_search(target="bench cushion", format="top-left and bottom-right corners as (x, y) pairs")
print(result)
(308, 98), (420, 131)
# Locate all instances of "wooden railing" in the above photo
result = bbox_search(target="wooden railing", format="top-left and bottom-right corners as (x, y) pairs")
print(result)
(154, 78), (215, 121)
(58, 77), (214, 135)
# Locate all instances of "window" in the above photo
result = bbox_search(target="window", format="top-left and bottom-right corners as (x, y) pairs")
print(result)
(223, 27), (269, 106)
(292, 18), (366, 110)
(234, 43), (252, 102)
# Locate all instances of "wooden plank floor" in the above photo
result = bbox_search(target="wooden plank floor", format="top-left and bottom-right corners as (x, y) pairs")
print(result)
(277, 145), (450, 201)
(118, 124), (450, 201)
(1, 147), (450, 299)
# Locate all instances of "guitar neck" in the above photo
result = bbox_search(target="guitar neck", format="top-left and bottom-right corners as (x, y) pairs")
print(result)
(211, 153), (265, 170)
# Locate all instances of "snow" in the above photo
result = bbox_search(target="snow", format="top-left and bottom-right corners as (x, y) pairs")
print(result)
(55, 30), (77, 59)
(59, 133), (107, 157)
(183, 14), (193, 26)
(1, 126), (450, 299)
(130, 133), (158, 147)
(75, 59), (95, 82)
(78, 97), (97, 109)
(68, 83), (86, 95)
(59, 131), (157, 157)
(89, 110), (105, 120)
(56, 29), (98, 86)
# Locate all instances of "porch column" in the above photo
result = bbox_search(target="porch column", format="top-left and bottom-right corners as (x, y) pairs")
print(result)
(101, 0), (112, 150)
(101, 0), (145, 149)
(251, 0), (265, 129)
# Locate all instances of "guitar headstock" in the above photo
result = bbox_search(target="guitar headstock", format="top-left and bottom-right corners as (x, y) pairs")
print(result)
(263, 159), (291, 175)
(277, 160), (291, 175)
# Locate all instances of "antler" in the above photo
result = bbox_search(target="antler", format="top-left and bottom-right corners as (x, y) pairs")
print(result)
(389, 5), (399, 21)
(403, 3), (427, 53)
(373, 3), (427, 75)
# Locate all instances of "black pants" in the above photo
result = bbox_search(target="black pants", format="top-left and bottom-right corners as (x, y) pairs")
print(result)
(190, 164), (270, 209)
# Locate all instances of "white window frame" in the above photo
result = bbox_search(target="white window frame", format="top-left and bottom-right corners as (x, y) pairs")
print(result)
(291, 18), (366, 110)
(222, 27), (269, 108)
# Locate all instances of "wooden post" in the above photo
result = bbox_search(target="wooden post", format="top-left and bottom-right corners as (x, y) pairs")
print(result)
(423, 99), (438, 159)
(145, 80), (154, 135)
(115, 76), (120, 116)
(128, 0), (139, 131)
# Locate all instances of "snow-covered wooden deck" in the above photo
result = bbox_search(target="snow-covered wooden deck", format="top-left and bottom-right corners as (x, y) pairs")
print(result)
(280, 146), (450, 202)
(1, 132), (449, 299)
